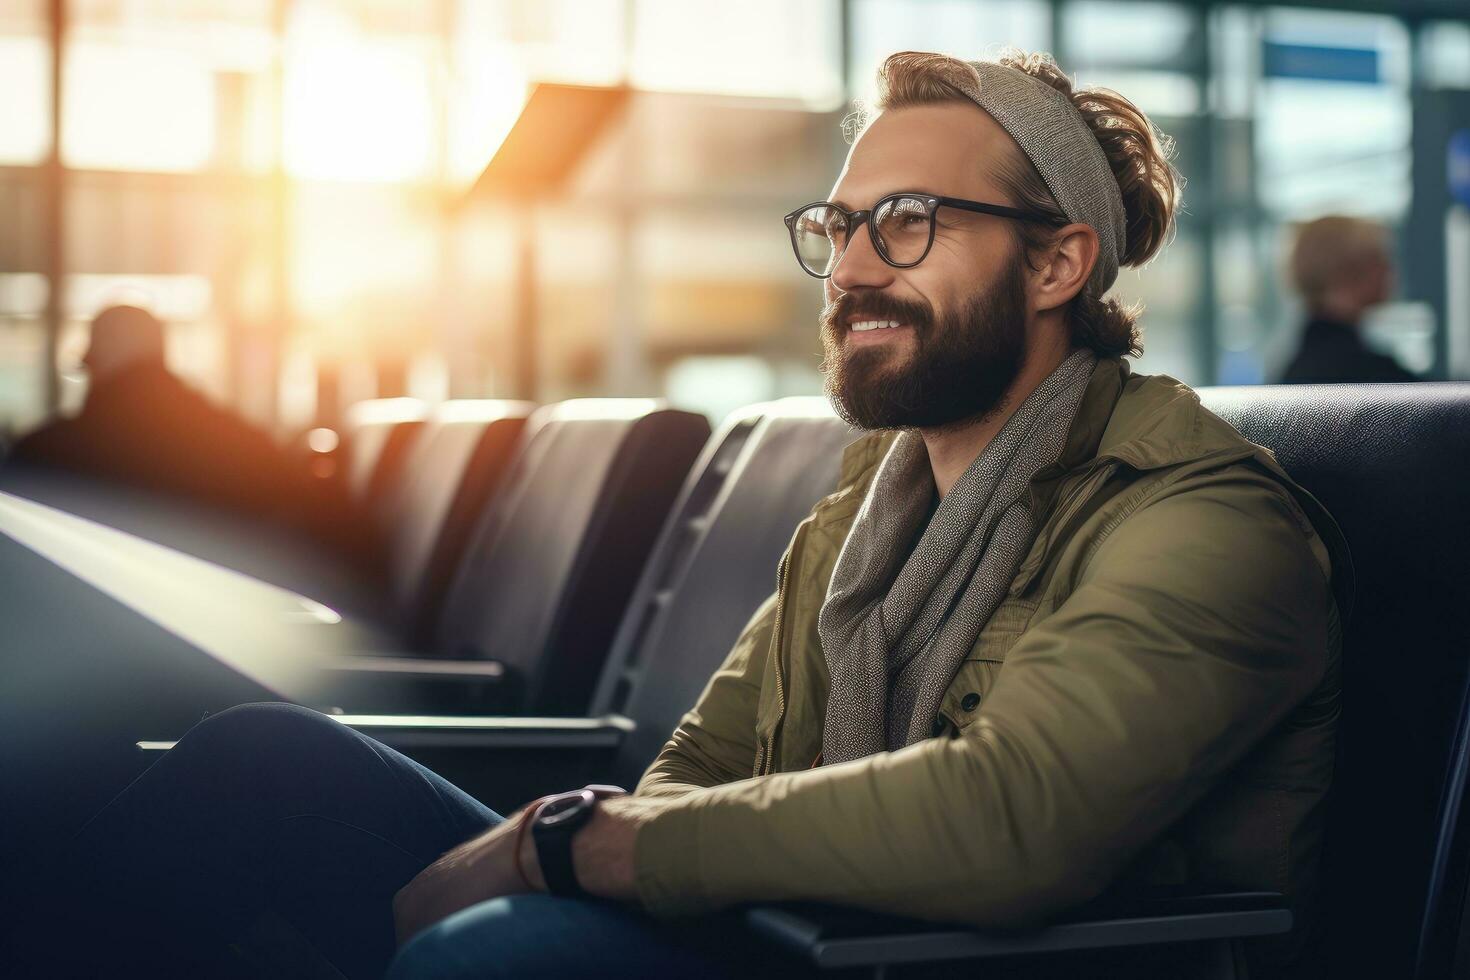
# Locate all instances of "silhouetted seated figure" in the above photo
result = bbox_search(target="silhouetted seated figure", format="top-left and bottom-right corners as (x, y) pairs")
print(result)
(1279, 216), (1415, 384)
(6, 305), (326, 522)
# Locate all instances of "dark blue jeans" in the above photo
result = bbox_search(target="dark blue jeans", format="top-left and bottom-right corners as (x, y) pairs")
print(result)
(46, 702), (795, 979)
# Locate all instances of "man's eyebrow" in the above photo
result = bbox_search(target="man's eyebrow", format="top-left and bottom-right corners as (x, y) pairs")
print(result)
(828, 189), (947, 210)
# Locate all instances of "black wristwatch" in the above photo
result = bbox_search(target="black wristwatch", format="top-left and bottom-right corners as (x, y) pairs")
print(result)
(531, 788), (600, 898)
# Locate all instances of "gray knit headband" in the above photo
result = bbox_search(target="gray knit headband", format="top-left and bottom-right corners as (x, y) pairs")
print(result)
(953, 61), (1127, 296)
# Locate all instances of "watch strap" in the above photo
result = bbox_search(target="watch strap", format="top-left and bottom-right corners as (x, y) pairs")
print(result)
(532, 793), (594, 898)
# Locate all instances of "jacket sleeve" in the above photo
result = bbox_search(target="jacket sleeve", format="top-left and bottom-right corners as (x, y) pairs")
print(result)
(633, 593), (777, 800)
(633, 468), (1334, 925)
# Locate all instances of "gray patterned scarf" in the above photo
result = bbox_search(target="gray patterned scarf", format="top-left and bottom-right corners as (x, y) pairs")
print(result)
(819, 349), (1097, 764)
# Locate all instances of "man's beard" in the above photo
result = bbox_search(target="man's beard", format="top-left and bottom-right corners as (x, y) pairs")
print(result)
(819, 257), (1029, 432)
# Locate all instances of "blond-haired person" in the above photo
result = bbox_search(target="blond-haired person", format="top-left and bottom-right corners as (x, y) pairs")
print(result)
(1280, 215), (1415, 383)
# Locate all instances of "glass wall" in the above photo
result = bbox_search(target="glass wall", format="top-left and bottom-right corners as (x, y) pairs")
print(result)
(0, 1), (50, 431)
(1, 0), (1464, 440)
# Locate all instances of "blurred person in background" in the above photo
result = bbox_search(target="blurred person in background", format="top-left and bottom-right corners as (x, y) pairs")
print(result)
(1278, 215), (1415, 384)
(3, 304), (365, 551)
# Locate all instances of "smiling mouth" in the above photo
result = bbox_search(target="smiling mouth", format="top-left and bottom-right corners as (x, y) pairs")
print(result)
(849, 319), (906, 333)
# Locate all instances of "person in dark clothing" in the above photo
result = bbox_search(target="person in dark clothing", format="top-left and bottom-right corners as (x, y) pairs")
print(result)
(1278, 215), (1416, 384)
(5, 305), (315, 515)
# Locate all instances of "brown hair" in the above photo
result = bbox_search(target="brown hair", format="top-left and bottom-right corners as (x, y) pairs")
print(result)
(858, 49), (1183, 358)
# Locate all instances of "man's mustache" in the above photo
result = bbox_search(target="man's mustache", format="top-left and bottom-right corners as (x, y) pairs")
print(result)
(819, 292), (934, 339)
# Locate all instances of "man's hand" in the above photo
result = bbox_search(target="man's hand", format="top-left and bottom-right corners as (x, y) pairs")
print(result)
(393, 788), (665, 946)
(392, 811), (537, 946)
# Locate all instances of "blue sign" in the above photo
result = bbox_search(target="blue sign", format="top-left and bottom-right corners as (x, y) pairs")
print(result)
(1263, 42), (1380, 84)
(1451, 130), (1470, 209)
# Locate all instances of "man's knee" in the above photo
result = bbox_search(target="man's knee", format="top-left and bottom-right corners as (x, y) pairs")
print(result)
(179, 701), (343, 763)
(388, 897), (520, 980)
(387, 895), (731, 980)
(389, 895), (620, 980)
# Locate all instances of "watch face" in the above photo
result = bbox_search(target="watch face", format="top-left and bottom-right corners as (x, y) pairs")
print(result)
(537, 789), (595, 828)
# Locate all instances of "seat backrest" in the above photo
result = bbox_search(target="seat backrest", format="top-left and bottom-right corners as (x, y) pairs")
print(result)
(436, 400), (711, 715)
(343, 398), (428, 508)
(1198, 383), (1470, 979)
(600, 399), (856, 787)
(1420, 686), (1470, 979)
(381, 400), (533, 641)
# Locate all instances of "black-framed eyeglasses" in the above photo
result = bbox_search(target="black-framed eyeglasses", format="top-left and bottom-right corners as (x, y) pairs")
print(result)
(782, 192), (1063, 279)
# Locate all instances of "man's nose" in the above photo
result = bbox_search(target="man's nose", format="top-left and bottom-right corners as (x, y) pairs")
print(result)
(829, 223), (895, 293)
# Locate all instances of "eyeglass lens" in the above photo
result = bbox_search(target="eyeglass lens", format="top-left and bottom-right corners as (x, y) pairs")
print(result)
(791, 195), (933, 276)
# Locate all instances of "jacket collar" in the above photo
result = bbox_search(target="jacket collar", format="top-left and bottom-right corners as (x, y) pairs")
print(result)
(825, 354), (1352, 617)
(832, 355), (1267, 499)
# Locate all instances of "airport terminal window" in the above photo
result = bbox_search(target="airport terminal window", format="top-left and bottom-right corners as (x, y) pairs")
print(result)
(1255, 8), (1411, 222)
(0, 274), (49, 436)
(290, 186), (439, 363)
(1060, 2), (1205, 381)
(1125, 229), (1204, 383)
(63, 41), (217, 173)
(1065, 0), (1197, 67)
(1063, 0), (1202, 118)
(283, 9), (441, 182)
(1419, 21), (1470, 90)
(849, 0), (1051, 103)
(1252, 8), (1415, 379)
(631, 0), (843, 103)
(665, 356), (776, 426)
(456, 0), (626, 88)
(0, 3), (49, 433)
(0, 2), (49, 166)
(2, 0), (1464, 438)
(65, 0), (276, 174)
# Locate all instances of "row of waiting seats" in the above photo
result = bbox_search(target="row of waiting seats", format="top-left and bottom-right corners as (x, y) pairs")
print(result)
(319, 384), (1470, 978)
(336, 393), (857, 769)
(322, 397), (712, 716)
(6, 380), (1466, 976)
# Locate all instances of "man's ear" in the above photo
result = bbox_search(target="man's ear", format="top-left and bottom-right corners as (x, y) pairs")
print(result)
(1031, 223), (1099, 314)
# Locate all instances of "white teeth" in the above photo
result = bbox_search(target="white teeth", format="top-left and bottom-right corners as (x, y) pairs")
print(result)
(851, 320), (900, 332)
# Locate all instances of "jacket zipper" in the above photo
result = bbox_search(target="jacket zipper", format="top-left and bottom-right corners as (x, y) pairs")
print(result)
(1015, 462), (1117, 595)
(1053, 462), (1116, 531)
(756, 529), (803, 775)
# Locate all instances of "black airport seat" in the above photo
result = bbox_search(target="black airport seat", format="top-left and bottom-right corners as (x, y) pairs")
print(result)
(1422, 674), (1470, 978)
(376, 400), (533, 642)
(342, 397), (428, 513)
(338, 384), (1470, 978)
(126, 384), (1470, 977)
(596, 397), (857, 787)
(735, 382), (1470, 979)
(1201, 383), (1470, 980)
(336, 395), (856, 803)
(427, 399), (712, 715)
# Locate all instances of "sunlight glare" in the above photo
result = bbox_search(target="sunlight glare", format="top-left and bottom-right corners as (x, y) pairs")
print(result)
(283, 8), (435, 182)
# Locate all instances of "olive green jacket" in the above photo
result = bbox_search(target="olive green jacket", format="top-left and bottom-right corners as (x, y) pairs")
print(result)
(632, 357), (1348, 940)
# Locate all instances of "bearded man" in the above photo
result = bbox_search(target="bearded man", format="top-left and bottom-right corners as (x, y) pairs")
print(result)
(53, 51), (1347, 980)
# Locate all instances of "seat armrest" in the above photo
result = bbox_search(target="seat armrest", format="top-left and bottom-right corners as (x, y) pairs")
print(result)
(745, 892), (1291, 970)
(334, 712), (633, 750)
(320, 656), (509, 683)
(139, 713), (635, 755)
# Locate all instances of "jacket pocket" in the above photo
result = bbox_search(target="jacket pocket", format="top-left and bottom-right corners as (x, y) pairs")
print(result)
(942, 596), (1040, 729)
(943, 659), (1005, 731)
(966, 595), (1041, 663)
